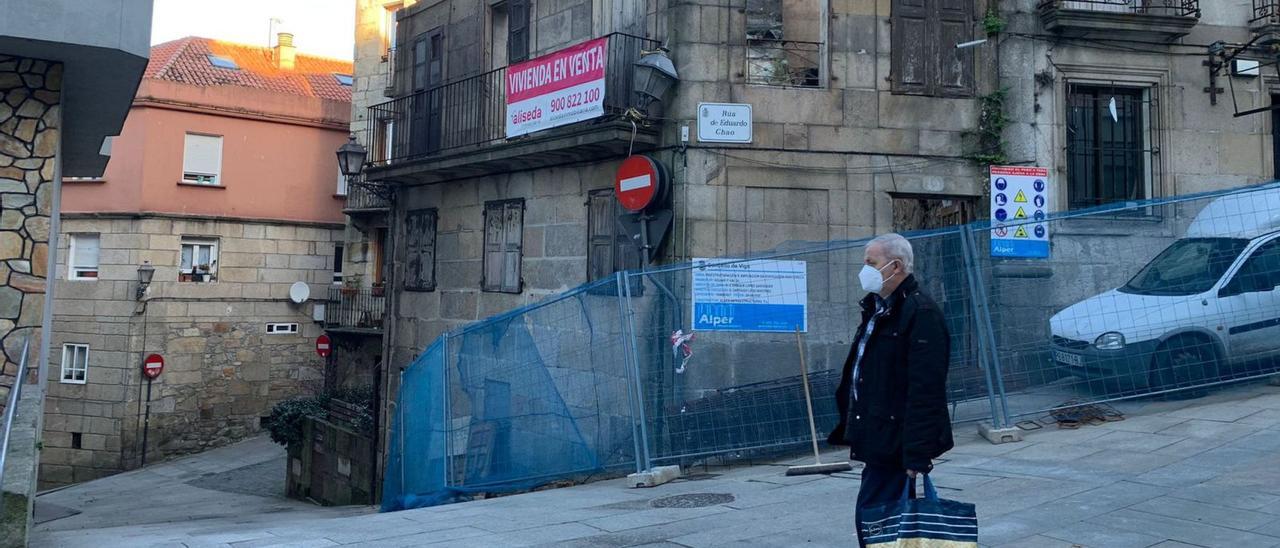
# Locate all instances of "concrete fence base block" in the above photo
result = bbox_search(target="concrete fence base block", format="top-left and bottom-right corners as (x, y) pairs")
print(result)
(627, 466), (681, 488)
(1269, 374), (1280, 387)
(978, 422), (1023, 445)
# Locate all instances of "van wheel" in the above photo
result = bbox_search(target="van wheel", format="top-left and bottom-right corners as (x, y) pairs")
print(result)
(1147, 336), (1219, 399)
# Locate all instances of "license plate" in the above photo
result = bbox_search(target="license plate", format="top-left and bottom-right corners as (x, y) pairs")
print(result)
(1054, 350), (1083, 367)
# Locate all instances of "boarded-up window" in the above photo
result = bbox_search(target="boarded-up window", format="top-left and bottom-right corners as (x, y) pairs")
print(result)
(482, 199), (524, 293)
(891, 0), (974, 97)
(404, 208), (438, 291)
(508, 0), (530, 63)
(587, 190), (639, 281)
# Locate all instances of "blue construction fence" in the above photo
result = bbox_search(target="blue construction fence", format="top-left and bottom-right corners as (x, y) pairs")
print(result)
(382, 181), (1280, 511)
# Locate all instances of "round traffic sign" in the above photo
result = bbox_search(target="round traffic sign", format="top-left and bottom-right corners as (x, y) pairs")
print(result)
(142, 353), (164, 379)
(614, 155), (664, 212)
(316, 334), (332, 358)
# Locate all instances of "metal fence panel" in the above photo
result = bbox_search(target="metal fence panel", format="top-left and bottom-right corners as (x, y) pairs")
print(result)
(382, 181), (1280, 512)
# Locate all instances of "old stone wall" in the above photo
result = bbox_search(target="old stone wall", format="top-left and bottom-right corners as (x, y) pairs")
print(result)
(41, 214), (342, 488)
(0, 55), (58, 401)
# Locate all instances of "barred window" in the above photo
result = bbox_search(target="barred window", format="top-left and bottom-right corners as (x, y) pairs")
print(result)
(1066, 83), (1157, 210)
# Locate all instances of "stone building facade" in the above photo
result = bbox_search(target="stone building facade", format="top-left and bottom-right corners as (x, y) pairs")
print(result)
(0, 57), (58, 390)
(345, 0), (1280, 491)
(40, 35), (351, 488)
(43, 216), (340, 486)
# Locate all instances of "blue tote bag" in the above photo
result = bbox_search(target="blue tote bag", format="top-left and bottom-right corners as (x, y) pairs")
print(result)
(860, 475), (978, 547)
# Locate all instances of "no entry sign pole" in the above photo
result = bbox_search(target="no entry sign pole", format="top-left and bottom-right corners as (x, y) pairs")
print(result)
(614, 155), (665, 264)
(141, 354), (164, 466)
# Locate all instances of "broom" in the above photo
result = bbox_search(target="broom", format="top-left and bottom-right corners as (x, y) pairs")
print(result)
(786, 327), (853, 476)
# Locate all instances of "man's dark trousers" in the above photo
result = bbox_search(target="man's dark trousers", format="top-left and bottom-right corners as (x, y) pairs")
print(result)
(855, 463), (915, 547)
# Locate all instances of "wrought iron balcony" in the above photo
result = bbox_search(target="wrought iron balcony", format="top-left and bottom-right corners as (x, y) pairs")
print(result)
(342, 178), (389, 215)
(365, 33), (662, 184)
(1039, 0), (1200, 42)
(324, 286), (386, 335)
(1253, 0), (1280, 44)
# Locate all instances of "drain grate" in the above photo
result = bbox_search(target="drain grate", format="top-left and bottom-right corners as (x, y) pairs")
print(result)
(649, 492), (735, 509)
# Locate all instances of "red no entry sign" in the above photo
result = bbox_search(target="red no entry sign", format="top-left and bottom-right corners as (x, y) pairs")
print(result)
(615, 155), (664, 212)
(142, 353), (164, 379)
(316, 334), (332, 358)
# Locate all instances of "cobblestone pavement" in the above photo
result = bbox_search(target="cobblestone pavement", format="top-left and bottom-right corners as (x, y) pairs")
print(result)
(31, 381), (1280, 547)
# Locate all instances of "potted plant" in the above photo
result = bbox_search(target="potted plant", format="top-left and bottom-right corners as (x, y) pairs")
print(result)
(370, 281), (385, 297)
(341, 274), (361, 297)
(192, 264), (210, 283)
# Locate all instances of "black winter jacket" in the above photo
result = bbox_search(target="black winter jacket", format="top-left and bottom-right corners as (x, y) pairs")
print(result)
(827, 275), (954, 472)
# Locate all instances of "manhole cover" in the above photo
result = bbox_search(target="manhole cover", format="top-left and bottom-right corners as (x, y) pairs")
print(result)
(649, 493), (735, 508)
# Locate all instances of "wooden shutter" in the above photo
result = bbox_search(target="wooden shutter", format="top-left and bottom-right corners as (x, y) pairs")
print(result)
(891, 0), (930, 95)
(587, 191), (616, 281)
(935, 0), (974, 97)
(508, 0), (530, 63)
(501, 200), (524, 293)
(482, 202), (505, 291)
(413, 36), (428, 90)
(404, 208), (437, 291)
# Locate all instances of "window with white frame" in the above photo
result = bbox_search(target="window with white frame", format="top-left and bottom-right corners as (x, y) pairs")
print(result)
(337, 170), (348, 196)
(182, 133), (223, 185)
(180, 238), (218, 282)
(60, 344), (88, 384)
(68, 233), (100, 280)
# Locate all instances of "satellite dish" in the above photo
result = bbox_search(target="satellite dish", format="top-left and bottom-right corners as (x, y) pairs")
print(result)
(289, 281), (310, 304)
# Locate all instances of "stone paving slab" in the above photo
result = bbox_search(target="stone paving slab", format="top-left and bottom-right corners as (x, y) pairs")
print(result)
(30, 381), (1280, 547)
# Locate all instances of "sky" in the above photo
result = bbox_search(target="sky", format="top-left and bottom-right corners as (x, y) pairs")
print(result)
(150, 0), (356, 60)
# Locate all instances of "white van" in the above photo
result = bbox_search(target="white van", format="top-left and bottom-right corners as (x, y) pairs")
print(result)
(1049, 187), (1280, 391)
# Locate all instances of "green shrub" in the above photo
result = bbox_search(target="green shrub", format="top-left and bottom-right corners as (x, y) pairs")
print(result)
(264, 385), (376, 446)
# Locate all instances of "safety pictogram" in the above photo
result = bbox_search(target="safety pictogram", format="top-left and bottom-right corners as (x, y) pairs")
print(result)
(990, 166), (1050, 258)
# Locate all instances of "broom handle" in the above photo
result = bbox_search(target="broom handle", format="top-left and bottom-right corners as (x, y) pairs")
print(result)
(796, 327), (822, 463)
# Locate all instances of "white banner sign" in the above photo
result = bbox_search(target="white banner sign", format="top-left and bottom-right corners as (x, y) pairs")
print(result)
(691, 258), (807, 332)
(505, 37), (608, 138)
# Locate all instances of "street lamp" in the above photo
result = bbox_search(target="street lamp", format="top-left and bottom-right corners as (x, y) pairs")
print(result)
(633, 48), (679, 114)
(336, 134), (367, 179)
(135, 261), (155, 300)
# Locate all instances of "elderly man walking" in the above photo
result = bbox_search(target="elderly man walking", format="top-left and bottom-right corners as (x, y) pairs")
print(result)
(828, 233), (955, 546)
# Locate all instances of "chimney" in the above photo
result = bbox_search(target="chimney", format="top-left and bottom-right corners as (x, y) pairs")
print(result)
(274, 32), (296, 70)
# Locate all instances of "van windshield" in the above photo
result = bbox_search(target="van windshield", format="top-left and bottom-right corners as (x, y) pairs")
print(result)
(1120, 238), (1249, 296)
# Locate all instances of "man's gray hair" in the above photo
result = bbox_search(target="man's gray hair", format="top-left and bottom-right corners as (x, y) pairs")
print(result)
(869, 233), (914, 273)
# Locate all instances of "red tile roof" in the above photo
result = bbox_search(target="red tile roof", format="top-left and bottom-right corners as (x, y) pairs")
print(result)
(146, 37), (353, 102)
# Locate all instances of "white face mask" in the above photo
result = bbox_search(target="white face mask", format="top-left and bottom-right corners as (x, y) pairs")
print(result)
(859, 260), (897, 294)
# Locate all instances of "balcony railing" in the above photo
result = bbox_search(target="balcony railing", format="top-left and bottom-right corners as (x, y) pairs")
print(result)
(1254, 0), (1280, 23)
(325, 287), (386, 333)
(1043, 0), (1199, 16)
(343, 180), (389, 212)
(367, 33), (660, 167)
